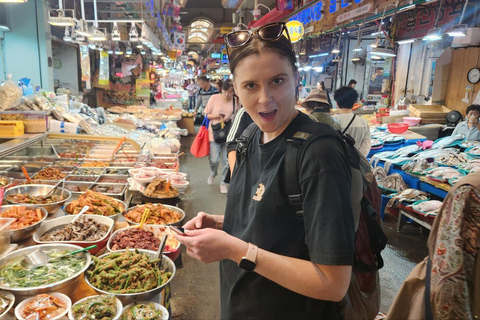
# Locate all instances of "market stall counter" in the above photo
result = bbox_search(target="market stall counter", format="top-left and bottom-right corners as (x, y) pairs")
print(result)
(369, 129), (427, 158)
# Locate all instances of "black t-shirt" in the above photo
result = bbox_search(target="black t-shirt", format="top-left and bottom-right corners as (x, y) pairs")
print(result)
(220, 112), (355, 319)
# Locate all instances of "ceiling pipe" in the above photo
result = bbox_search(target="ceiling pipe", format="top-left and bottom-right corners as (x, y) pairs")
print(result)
(80, 0), (85, 19)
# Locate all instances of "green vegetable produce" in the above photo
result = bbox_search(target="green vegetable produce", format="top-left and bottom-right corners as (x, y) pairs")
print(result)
(0, 250), (85, 288)
(122, 303), (163, 320)
(71, 295), (118, 320)
(87, 249), (171, 294)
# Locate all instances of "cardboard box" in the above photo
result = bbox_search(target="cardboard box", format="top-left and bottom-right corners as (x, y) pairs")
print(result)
(0, 120), (24, 136)
(177, 117), (194, 134)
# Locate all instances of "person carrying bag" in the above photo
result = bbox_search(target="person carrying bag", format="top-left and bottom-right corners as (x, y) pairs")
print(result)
(190, 117), (210, 158)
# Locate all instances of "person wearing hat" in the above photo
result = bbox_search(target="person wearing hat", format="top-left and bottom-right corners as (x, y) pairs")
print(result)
(302, 89), (341, 131)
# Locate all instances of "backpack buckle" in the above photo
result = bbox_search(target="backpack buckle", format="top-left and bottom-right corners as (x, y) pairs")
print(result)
(236, 137), (248, 161)
(288, 194), (303, 205)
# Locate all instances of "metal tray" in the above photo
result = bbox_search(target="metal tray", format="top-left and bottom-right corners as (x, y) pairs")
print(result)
(96, 174), (129, 184)
(7, 166), (42, 174)
(66, 175), (99, 182)
(64, 182), (93, 200)
(105, 167), (131, 175)
(110, 162), (135, 167)
(73, 167), (105, 175)
(88, 183), (126, 200)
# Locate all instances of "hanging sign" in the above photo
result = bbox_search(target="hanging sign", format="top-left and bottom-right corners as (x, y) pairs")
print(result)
(220, 26), (233, 34)
(79, 45), (91, 91)
(136, 79), (150, 97)
(286, 20), (304, 43)
(336, 3), (372, 23)
(173, 32), (186, 52)
(168, 50), (177, 60)
(99, 51), (109, 86)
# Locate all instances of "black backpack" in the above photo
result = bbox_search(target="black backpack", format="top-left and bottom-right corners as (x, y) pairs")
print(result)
(236, 120), (387, 320)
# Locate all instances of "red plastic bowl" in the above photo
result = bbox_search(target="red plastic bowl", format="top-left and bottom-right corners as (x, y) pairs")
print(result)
(388, 123), (409, 134)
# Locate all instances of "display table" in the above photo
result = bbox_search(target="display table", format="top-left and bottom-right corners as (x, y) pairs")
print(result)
(397, 203), (435, 233)
(368, 130), (427, 157)
(155, 99), (183, 110)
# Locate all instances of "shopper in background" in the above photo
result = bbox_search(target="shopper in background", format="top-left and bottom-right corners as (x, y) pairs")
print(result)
(333, 86), (371, 157)
(203, 80), (239, 194)
(298, 82), (308, 99)
(226, 105), (253, 175)
(175, 22), (354, 319)
(194, 76), (219, 119)
(302, 89), (341, 131)
(186, 79), (197, 110)
(317, 81), (333, 107)
(348, 79), (357, 88)
(451, 104), (480, 141)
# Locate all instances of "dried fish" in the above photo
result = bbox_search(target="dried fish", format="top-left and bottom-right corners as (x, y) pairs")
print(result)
(431, 135), (463, 149)
(412, 200), (443, 215)
(373, 166), (387, 181)
(402, 159), (437, 175)
(467, 145), (480, 155)
(378, 173), (408, 192)
(462, 160), (480, 172)
(393, 144), (421, 158)
(435, 153), (470, 166)
(425, 167), (463, 181)
(386, 189), (429, 208)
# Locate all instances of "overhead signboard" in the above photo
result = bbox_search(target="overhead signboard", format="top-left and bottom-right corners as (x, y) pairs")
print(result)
(211, 53), (221, 59)
(336, 3), (372, 23)
(286, 20), (304, 43)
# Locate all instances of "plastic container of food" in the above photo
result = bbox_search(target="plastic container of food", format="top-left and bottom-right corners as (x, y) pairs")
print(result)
(128, 168), (142, 175)
(22, 111), (47, 133)
(168, 172), (187, 181)
(133, 173), (156, 184)
(170, 180), (189, 193)
(140, 167), (161, 176)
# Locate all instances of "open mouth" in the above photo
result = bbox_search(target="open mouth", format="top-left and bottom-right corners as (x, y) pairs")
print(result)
(259, 109), (277, 121)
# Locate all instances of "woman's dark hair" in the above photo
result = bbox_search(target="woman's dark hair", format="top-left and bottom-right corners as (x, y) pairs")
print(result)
(197, 75), (208, 83)
(466, 104), (480, 115)
(334, 86), (359, 109)
(319, 81), (325, 90)
(348, 79), (357, 87)
(222, 79), (233, 91)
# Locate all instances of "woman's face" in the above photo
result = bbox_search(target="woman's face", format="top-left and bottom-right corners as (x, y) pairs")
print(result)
(233, 51), (297, 140)
(222, 87), (234, 101)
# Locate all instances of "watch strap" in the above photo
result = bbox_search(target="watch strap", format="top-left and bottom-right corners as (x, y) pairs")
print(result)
(245, 243), (258, 262)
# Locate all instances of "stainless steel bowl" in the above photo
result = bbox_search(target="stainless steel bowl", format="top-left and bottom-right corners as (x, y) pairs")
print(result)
(0, 176), (12, 189)
(0, 205), (48, 242)
(4, 185), (71, 215)
(84, 249), (176, 305)
(64, 198), (126, 222)
(124, 204), (185, 226)
(0, 244), (91, 302)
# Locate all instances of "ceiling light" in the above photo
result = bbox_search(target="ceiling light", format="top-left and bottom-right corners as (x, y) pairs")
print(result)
(129, 23), (139, 42)
(398, 39), (414, 44)
(98, 47), (104, 51)
(303, 66), (312, 71)
(74, 33), (85, 43)
(331, 46), (340, 54)
(75, 20), (91, 37)
(0, 25), (10, 31)
(371, 55), (384, 61)
(0, 0), (28, 2)
(48, 9), (75, 26)
(447, 23), (467, 37)
(423, 27), (442, 41)
(114, 45), (123, 55)
(313, 66), (323, 72)
(370, 40), (379, 48)
(370, 45), (396, 57)
(63, 27), (72, 42)
(371, 31), (383, 36)
(136, 43), (143, 49)
(107, 48), (113, 54)
(89, 44), (96, 49)
(351, 54), (361, 62)
(141, 49), (146, 55)
(88, 28), (107, 41)
(126, 46), (132, 55)
(111, 22), (121, 41)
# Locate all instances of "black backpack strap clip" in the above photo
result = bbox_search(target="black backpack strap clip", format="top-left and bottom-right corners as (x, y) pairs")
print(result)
(235, 123), (259, 164)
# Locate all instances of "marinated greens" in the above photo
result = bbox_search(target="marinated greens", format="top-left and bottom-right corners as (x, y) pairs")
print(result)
(122, 303), (163, 320)
(0, 249), (86, 288)
(71, 295), (118, 320)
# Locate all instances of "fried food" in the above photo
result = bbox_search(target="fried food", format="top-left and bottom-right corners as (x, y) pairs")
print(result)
(34, 167), (67, 180)
(144, 178), (178, 198)
(65, 190), (123, 216)
(125, 203), (181, 225)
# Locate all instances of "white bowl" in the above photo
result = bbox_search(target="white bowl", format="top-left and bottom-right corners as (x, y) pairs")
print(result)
(170, 180), (189, 193)
(0, 291), (14, 319)
(128, 168), (142, 175)
(168, 172), (187, 180)
(15, 292), (71, 320)
(121, 301), (169, 320)
(133, 173), (156, 184)
(140, 167), (161, 176)
(68, 295), (122, 320)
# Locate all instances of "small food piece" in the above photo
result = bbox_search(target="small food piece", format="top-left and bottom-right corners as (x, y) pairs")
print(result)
(6, 193), (62, 204)
(144, 178), (179, 198)
(0, 249), (86, 287)
(0, 294), (10, 315)
(40, 215), (109, 242)
(35, 167), (67, 180)
(87, 249), (172, 294)
(125, 203), (181, 225)
(65, 190), (123, 216)
(0, 206), (43, 230)
(21, 293), (68, 320)
(71, 295), (118, 320)
(0, 177), (10, 187)
(122, 302), (163, 320)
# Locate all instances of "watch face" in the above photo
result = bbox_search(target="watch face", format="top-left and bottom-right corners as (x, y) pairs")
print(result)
(239, 258), (256, 272)
(468, 68), (480, 84)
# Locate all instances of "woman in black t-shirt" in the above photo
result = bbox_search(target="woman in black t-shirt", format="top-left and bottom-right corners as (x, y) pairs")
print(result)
(174, 23), (355, 319)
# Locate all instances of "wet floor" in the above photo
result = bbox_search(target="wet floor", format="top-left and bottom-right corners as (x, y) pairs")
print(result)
(171, 135), (429, 319)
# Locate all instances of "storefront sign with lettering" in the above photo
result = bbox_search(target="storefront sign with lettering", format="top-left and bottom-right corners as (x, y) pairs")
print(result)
(336, 3), (372, 23)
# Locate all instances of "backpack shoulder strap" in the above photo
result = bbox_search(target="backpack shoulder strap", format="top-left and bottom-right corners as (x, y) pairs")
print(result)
(235, 122), (259, 164)
(284, 122), (347, 219)
(341, 114), (356, 135)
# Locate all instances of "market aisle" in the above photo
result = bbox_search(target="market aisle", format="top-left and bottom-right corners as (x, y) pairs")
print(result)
(171, 133), (430, 318)
(170, 134), (226, 319)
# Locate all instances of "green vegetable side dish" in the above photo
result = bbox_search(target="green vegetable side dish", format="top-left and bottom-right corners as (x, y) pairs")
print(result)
(72, 295), (118, 320)
(0, 295), (10, 315)
(122, 303), (163, 320)
(87, 249), (172, 294)
(0, 250), (86, 288)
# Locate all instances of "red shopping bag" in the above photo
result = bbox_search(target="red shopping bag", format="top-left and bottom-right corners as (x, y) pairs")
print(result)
(190, 118), (210, 158)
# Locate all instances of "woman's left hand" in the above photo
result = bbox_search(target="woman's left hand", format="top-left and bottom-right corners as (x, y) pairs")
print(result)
(174, 228), (246, 263)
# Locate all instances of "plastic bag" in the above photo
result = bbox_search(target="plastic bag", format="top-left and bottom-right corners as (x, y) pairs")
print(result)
(0, 78), (23, 110)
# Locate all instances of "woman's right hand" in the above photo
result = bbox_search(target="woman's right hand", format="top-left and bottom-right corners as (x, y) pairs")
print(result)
(183, 211), (221, 230)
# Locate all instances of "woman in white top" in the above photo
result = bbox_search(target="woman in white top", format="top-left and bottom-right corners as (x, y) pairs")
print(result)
(333, 86), (371, 157)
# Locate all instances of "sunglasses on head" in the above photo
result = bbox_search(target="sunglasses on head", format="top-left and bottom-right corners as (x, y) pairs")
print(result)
(224, 22), (291, 49)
